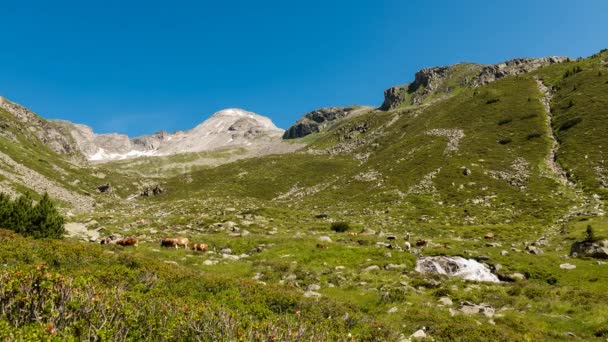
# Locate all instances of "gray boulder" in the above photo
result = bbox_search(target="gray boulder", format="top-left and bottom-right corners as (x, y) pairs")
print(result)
(570, 240), (608, 259)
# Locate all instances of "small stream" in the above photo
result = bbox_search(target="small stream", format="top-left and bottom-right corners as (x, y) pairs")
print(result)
(415, 256), (500, 282)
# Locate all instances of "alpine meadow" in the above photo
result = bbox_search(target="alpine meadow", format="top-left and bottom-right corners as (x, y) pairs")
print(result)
(1, 4), (608, 340)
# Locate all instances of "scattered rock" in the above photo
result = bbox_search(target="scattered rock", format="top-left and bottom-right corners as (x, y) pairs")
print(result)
(409, 329), (427, 340)
(526, 245), (543, 255)
(560, 263), (576, 270)
(363, 265), (381, 273)
(388, 307), (398, 314)
(438, 297), (453, 306)
(303, 291), (322, 298)
(463, 168), (472, 176)
(457, 302), (495, 318)
(385, 264), (407, 271)
(484, 233), (495, 239)
(307, 284), (321, 291)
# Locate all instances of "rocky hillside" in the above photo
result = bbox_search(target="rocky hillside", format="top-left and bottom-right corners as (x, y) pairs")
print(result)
(56, 108), (292, 162)
(381, 56), (568, 110)
(0, 96), (83, 160)
(283, 106), (373, 139)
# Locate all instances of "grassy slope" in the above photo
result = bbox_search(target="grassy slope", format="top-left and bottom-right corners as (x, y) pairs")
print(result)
(533, 50), (608, 197)
(0, 107), (140, 204)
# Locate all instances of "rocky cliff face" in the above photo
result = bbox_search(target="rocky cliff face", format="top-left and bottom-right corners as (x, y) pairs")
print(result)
(381, 57), (568, 110)
(57, 108), (286, 162)
(283, 106), (373, 139)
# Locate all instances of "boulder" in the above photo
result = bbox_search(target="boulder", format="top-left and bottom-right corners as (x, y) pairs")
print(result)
(526, 245), (543, 255)
(409, 329), (427, 340)
(318, 235), (332, 243)
(560, 263), (576, 270)
(570, 240), (608, 259)
(457, 302), (495, 318)
(363, 265), (381, 273)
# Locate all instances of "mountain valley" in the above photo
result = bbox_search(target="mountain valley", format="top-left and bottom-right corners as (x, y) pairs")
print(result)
(1, 50), (608, 340)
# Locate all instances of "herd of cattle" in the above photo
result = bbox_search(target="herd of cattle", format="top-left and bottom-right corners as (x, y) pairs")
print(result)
(100, 235), (208, 252)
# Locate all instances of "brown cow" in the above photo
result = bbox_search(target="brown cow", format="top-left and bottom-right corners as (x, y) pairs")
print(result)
(160, 237), (189, 249)
(116, 237), (138, 247)
(191, 243), (208, 252)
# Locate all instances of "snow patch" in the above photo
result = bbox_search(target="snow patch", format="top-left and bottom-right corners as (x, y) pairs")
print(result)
(89, 148), (158, 161)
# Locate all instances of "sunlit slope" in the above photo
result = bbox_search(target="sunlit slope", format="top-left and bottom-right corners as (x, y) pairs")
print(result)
(162, 74), (588, 225)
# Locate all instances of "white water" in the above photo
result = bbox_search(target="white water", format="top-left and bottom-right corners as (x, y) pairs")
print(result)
(415, 256), (500, 282)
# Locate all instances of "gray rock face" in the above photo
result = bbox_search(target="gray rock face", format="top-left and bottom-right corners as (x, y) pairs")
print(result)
(381, 56), (568, 109)
(571, 240), (608, 259)
(283, 106), (365, 139)
(473, 57), (568, 86)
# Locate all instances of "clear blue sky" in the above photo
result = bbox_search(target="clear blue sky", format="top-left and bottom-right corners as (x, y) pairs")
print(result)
(1, 0), (607, 136)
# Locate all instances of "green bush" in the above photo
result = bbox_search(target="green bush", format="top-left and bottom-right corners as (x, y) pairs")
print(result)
(330, 221), (350, 233)
(0, 192), (65, 239)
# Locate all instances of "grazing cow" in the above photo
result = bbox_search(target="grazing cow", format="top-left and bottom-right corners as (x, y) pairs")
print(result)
(416, 240), (427, 247)
(316, 243), (329, 249)
(116, 237), (138, 247)
(161, 238), (189, 249)
(191, 243), (208, 252)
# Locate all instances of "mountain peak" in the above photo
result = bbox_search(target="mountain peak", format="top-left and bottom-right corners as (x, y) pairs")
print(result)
(211, 108), (257, 118)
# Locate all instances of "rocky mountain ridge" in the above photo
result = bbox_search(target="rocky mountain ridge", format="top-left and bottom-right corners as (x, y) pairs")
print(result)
(55, 108), (287, 162)
(381, 56), (568, 109)
(282, 106), (374, 139)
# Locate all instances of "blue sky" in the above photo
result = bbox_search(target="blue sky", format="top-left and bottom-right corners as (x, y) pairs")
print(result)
(1, 0), (607, 136)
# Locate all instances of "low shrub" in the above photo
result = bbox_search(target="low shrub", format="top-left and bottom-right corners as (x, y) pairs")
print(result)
(330, 221), (350, 233)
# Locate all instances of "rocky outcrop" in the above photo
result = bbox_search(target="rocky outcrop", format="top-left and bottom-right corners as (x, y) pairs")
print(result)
(0, 96), (82, 159)
(283, 106), (370, 139)
(474, 57), (568, 86)
(380, 86), (409, 111)
(382, 57), (567, 109)
(571, 240), (608, 259)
